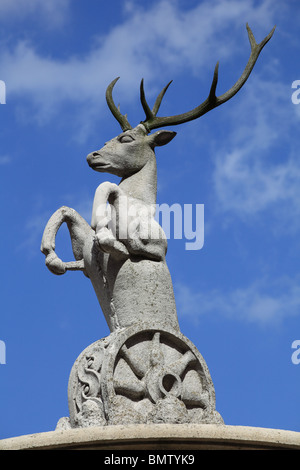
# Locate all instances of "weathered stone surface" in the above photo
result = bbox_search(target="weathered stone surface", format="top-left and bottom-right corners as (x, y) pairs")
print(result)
(64, 322), (223, 428)
(1, 424), (300, 450)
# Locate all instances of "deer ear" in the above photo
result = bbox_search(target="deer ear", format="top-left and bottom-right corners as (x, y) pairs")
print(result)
(150, 130), (177, 147)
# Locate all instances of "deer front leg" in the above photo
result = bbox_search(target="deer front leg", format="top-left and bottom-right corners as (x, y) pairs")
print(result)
(41, 206), (91, 275)
(94, 226), (130, 260)
(91, 182), (130, 260)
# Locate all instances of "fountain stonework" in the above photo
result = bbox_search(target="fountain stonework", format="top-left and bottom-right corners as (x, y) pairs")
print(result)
(3, 24), (300, 450)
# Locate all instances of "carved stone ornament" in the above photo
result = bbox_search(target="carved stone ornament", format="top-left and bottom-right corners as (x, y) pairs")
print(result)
(63, 323), (223, 428)
(42, 25), (275, 429)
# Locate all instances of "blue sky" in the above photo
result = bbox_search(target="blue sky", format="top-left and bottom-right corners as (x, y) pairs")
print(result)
(1, 0), (300, 439)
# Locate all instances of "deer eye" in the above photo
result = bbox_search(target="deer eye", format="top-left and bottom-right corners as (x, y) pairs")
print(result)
(119, 134), (134, 143)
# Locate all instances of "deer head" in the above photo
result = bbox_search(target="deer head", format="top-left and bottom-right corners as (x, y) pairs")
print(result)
(87, 24), (275, 202)
(87, 124), (176, 179)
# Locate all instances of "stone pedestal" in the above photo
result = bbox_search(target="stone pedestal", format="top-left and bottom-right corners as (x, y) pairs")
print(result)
(1, 424), (300, 450)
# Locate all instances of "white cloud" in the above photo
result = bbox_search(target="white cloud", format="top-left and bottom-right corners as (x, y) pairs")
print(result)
(214, 150), (300, 217)
(211, 74), (300, 229)
(0, 0), (70, 26)
(175, 277), (300, 326)
(0, 0), (278, 132)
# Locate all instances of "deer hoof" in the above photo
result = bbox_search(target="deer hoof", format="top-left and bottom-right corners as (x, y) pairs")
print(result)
(94, 230), (129, 260)
(45, 253), (66, 275)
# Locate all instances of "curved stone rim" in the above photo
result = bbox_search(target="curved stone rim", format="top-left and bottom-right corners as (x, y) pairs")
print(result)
(1, 424), (300, 450)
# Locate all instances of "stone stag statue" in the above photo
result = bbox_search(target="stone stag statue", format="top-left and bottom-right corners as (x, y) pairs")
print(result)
(41, 25), (274, 428)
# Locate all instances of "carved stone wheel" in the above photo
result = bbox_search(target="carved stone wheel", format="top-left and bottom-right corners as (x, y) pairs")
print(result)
(67, 322), (223, 427)
(100, 323), (222, 425)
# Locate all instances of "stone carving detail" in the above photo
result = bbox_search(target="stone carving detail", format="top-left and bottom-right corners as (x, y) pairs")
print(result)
(64, 323), (223, 428)
(42, 25), (274, 429)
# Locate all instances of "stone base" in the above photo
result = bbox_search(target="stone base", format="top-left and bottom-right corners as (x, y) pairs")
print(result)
(1, 424), (300, 450)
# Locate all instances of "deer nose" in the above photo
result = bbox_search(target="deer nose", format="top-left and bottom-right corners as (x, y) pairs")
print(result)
(86, 151), (99, 164)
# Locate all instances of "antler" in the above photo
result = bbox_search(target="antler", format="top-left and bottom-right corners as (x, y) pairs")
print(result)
(106, 77), (132, 131)
(140, 79), (173, 123)
(140, 24), (275, 132)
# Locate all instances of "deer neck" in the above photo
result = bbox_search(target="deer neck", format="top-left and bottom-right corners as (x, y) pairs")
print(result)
(119, 154), (157, 206)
